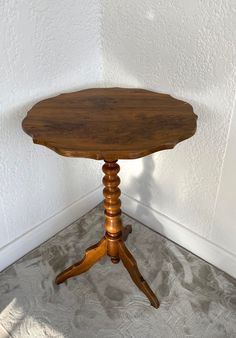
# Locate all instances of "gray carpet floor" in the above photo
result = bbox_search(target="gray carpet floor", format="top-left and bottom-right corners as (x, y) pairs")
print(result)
(0, 204), (236, 338)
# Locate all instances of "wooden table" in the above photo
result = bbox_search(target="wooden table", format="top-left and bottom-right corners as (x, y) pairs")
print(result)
(22, 87), (197, 309)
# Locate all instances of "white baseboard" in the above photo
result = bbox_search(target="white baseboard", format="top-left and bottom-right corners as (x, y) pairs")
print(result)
(2, 187), (236, 279)
(0, 186), (103, 272)
(121, 193), (236, 279)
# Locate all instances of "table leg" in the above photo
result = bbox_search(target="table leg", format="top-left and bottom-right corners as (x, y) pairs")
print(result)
(55, 237), (107, 284)
(122, 224), (132, 241)
(56, 160), (160, 309)
(118, 240), (160, 309)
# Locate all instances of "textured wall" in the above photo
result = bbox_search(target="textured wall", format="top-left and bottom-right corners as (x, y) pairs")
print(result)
(102, 1), (236, 260)
(212, 101), (236, 256)
(0, 1), (103, 250)
(1, 0), (236, 276)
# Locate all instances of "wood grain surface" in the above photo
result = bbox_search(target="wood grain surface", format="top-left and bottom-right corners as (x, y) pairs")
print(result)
(22, 88), (197, 161)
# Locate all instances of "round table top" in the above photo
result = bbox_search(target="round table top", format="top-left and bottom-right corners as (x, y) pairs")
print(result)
(22, 87), (197, 161)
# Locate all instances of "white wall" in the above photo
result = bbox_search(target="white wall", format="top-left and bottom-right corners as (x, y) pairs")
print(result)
(102, 1), (236, 277)
(1, 1), (236, 278)
(212, 99), (236, 257)
(0, 0), (103, 270)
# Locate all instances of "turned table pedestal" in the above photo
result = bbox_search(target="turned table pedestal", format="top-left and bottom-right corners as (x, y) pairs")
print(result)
(22, 87), (197, 309)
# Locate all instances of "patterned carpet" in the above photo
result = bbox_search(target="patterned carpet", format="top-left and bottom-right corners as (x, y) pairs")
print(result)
(0, 204), (236, 338)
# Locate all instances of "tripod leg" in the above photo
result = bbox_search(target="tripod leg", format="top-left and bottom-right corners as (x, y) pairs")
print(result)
(55, 237), (107, 284)
(118, 240), (159, 308)
(122, 224), (132, 241)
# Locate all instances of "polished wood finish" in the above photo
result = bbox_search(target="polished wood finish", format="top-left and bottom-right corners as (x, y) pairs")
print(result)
(55, 161), (159, 308)
(22, 87), (197, 161)
(118, 240), (159, 309)
(122, 224), (132, 242)
(55, 237), (107, 284)
(22, 87), (197, 309)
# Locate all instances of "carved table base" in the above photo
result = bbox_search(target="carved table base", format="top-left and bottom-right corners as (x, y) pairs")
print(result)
(55, 161), (159, 309)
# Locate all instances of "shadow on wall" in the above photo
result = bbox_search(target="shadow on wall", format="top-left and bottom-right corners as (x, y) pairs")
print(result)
(121, 155), (164, 237)
(101, 0), (236, 242)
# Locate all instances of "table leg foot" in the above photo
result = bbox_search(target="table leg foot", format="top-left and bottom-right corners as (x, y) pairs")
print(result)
(122, 224), (132, 241)
(55, 237), (107, 285)
(118, 240), (160, 309)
